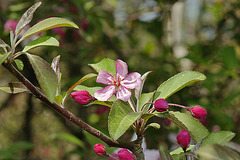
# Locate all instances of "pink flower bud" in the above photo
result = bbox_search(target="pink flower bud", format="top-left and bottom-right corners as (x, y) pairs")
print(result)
(71, 91), (94, 105)
(94, 144), (106, 156)
(118, 149), (135, 160)
(176, 130), (191, 150)
(190, 106), (207, 119)
(154, 99), (169, 112)
(4, 19), (18, 32)
(81, 20), (88, 31)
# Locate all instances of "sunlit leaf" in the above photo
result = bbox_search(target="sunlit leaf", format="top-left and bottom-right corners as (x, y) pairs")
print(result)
(14, 59), (24, 70)
(26, 53), (58, 102)
(195, 144), (240, 160)
(167, 111), (209, 143)
(108, 100), (142, 140)
(202, 131), (235, 146)
(0, 82), (28, 94)
(18, 17), (79, 43)
(23, 36), (59, 52)
(15, 2), (42, 35)
(146, 123), (160, 130)
(89, 58), (116, 75)
(154, 71), (206, 101)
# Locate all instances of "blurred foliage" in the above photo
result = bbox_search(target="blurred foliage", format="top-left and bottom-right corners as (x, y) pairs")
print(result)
(1, 0), (240, 159)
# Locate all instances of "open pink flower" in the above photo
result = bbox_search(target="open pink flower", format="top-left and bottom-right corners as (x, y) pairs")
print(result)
(94, 59), (141, 102)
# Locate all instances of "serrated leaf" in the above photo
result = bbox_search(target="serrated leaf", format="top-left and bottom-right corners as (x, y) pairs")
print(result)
(154, 71), (206, 100)
(89, 58), (116, 75)
(159, 145), (173, 160)
(167, 111), (209, 143)
(14, 59), (24, 70)
(18, 17), (79, 43)
(108, 100), (142, 140)
(15, 2), (42, 35)
(202, 131), (235, 146)
(195, 144), (240, 160)
(53, 132), (84, 148)
(26, 53), (58, 102)
(23, 36), (59, 52)
(0, 82), (28, 94)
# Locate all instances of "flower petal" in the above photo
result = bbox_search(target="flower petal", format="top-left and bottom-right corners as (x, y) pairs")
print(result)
(116, 59), (128, 78)
(94, 85), (116, 101)
(96, 71), (114, 85)
(121, 72), (142, 89)
(116, 86), (131, 102)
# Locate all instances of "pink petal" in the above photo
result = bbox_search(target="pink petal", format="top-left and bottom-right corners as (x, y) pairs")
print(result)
(96, 71), (114, 85)
(94, 85), (116, 101)
(121, 72), (142, 89)
(116, 86), (131, 101)
(116, 59), (128, 78)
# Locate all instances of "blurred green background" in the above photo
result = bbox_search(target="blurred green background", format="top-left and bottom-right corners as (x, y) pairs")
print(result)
(1, 0), (240, 159)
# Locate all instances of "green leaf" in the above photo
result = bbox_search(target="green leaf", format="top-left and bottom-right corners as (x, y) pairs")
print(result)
(53, 132), (84, 148)
(170, 145), (194, 155)
(154, 71), (206, 100)
(23, 36), (59, 52)
(218, 46), (238, 69)
(15, 2), (42, 35)
(167, 111), (209, 143)
(14, 59), (24, 70)
(202, 131), (235, 146)
(108, 100), (142, 140)
(26, 53), (58, 102)
(0, 150), (18, 160)
(141, 111), (168, 120)
(55, 95), (62, 105)
(159, 145), (173, 160)
(146, 123), (160, 130)
(7, 141), (34, 152)
(74, 85), (102, 96)
(18, 17), (79, 43)
(195, 144), (240, 160)
(89, 58), (116, 75)
(0, 51), (11, 65)
(0, 82), (28, 94)
(139, 92), (154, 112)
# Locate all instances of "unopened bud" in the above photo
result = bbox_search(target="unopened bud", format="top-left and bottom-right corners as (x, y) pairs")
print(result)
(190, 106), (207, 119)
(118, 149), (135, 160)
(94, 144), (106, 156)
(4, 19), (18, 32)
(154, 99), (169, 112)
(177, 130), (191, 150)
(71, 91), (94, 105)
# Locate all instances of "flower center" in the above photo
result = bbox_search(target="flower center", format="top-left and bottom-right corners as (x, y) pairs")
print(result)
(113, 74), (122, 87)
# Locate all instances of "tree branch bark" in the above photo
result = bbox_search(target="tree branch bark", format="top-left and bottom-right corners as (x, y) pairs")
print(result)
(2, 62), (134, 151)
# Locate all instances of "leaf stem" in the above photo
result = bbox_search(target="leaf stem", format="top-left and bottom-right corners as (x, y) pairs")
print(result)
(168, 103), (190, 111)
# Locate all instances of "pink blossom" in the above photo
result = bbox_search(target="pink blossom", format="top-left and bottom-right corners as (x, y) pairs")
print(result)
(94, 59), (141, 102)
(118, 149), (135, 160)
(4, 19), (18, 32)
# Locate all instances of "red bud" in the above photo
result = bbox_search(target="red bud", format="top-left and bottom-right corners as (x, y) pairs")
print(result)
(118, 149), (135, 160)
(176, 130), (191, 150)
(71, 91), (94, 105)
(190, 106), (207, 119)
(154, 99), (169, 112)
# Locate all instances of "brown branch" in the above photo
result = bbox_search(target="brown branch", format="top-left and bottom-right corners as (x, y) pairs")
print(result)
(2, 62), (134, 150)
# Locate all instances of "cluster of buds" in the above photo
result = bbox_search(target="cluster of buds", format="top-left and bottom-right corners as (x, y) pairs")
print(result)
(93, 144), (135, 160)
